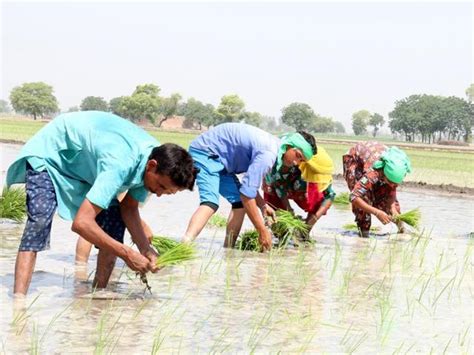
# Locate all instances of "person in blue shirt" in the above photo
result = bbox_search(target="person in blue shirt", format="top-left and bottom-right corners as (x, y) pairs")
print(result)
(7, 111), (197, 295)
(181, 123), (313, 251)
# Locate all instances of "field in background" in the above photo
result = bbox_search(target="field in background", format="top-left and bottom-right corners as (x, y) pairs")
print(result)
(1, 117), (473, 188)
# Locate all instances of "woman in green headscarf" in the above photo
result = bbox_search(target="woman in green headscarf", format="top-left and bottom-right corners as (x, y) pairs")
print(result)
(342, 141), (411, 238)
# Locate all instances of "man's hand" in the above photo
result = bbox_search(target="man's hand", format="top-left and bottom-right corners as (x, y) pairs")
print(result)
(142, 245), (159, 273)
(258, 228), (272, 252)
(261, 204), (276, 225)
(124, 247), (155, 274)
(375, 210), (391, 224)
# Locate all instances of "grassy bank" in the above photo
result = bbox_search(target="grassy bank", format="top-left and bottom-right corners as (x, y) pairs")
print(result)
(1, 117), (473, 188)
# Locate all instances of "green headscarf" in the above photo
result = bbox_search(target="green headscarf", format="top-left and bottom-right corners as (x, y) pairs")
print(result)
(276, 132), (314, 170)
(373, 146), (412, 184)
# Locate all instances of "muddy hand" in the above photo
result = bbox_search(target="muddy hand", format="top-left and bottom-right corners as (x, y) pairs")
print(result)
(125, 248), (153, 274)
(143, 246), (159, 273)
(259, 229), (272, 252)
(262, 205), (276, 225)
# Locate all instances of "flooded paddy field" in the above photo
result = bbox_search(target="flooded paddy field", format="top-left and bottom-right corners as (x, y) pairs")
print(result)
(0, 143), (473, 353)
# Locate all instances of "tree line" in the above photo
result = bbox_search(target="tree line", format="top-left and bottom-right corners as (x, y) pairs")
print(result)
(3, 81), (473, 142)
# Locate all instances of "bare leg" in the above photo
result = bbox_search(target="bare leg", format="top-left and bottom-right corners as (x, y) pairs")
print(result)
(92, 249), (117, 289)
(224, 208), (245, 248)
(75, 237), (93, 264)
(183, 205), (216, 242)
(14, 251), (37, 295)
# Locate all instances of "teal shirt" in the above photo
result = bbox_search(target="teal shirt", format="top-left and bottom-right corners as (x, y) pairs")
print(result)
(6, 111), (160, 220)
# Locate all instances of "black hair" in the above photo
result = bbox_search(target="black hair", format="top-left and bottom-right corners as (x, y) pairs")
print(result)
(148, 144), (198, 191)
(297, 130), (317, 155)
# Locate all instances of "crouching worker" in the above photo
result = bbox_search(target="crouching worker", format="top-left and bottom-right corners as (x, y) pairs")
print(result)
(342, 141), (411, 238)
(181, 123), (314, 251)
(263, 131), (335, 239)
(6, 111), (197, 295)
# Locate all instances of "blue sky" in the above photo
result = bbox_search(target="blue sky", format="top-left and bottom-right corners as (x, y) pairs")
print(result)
(1, 1), (472, 129)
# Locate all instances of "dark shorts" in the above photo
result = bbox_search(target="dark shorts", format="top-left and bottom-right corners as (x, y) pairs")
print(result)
(19, 166), (126, 252)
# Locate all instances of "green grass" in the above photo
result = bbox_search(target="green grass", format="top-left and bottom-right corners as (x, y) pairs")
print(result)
(208, 214), (227, 228)
(1, 117), (473, 187)
(333, 192), (351, 205)
(151, 235), (180, 254)
(0, 186), (26, 222)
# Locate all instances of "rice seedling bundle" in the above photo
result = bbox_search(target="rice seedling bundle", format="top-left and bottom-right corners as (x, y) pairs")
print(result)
(151, 235), (180, 254)
(392, 208), (421, 229)
(155, 243), (197, 268)
(208, 214), (227, 228)
(0, 187), (26, 222)
(333, 192), (350, 205)
(236, 230), (260, 251)
(271, 210), (310, 247)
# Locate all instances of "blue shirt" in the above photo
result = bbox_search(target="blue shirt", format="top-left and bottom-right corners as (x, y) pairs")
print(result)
(7, 111), (159, 220)
(190, 123), (280, 198)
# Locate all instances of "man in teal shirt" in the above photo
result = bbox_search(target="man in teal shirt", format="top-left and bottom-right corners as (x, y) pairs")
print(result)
(7, 111), (197, 295)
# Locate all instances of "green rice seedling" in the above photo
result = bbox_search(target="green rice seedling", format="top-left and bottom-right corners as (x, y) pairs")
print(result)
(342, 223), (380, 232)
(393, 208), (421, 229)
(208, 214), (227, 228)
(236, 229), (260, 251)
(156, 243), (196, 268)
(0, 186), (26, 222)
(271, 209), (310, 247)
(333, 192), (350, 205)
(151, 235), (180, 254)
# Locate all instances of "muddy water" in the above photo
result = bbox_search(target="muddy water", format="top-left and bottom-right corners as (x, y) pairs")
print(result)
(0, 143), (473, 353)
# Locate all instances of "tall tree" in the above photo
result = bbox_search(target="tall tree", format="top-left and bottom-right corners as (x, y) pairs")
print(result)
(80, 96), (108, 111)
(215, 94), (246, 124)
(9, 82), (59, 120)
(181, 98), (215, 130)
(311, 115), (336, 133)
(351, 110), (370, 135)
(369, 113), (385, 137)
(466, 83), (474, 103)
(116, 84), (161, 123)
(0, 99), (11, 113)
(281, 102), (315, 131)
(109, 96), (126, 116)
(241, 111), (263, 127)
(334, 121), (346, 134)
(157, 93), (182, 127)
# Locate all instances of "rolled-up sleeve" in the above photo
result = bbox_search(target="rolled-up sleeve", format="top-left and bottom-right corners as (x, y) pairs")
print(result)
(240, 151), (276, 198)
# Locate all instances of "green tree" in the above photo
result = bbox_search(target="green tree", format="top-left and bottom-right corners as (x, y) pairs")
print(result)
(0, 99), (11, 113)
(80, 96), (108, 111)
(67, 106), (79, 112)
(181, 98), (215, 130)
(116, 84), (161, 123)
(389, 94), (472, 143)
(241, 111), (263, 127)
(351, 110), (370, 135)
(109, 97), (126, 116)
(215, 94), (246, 124)
(281, 102), (315, 131)
(369, 112), (385, 137)
(9, 82), (59, 120)
(311, 115), (335, 133)
(466, 83), (474, 103)
(334, 121), (346, 134)
(260, 116), (277, 132)
(157, 93), (182, 127)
